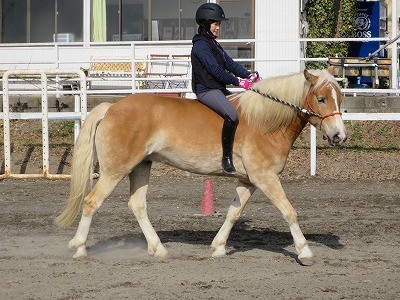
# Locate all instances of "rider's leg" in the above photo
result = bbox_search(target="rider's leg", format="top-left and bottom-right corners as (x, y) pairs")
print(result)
(197, 89), (238, 174)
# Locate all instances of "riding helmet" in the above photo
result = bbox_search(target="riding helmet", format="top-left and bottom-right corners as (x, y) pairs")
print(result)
(195, 3), (229, 25)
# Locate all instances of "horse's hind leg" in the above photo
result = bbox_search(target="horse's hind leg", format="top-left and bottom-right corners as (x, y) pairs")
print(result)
(211, 180), (257, 257)
(68, 175), (121, 258)
(128, 161), (168, 257)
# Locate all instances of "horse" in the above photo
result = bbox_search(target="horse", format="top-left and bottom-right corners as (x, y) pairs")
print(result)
(55, 69), (347, 265)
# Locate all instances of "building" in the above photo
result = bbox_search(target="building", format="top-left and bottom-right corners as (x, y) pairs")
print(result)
(0, 0), (398, 91)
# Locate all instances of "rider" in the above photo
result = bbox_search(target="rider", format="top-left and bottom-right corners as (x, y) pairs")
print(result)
(191, 3), (261, 174)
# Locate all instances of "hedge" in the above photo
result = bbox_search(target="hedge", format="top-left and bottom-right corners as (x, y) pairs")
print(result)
(305, 0), (357, 69)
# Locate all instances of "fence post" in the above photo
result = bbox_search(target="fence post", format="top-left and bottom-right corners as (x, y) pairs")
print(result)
(2, 71), (11, 177)
(131, 42), (137, 93)
(310, 125), (317, 176)
(79, 69), (88, 123)
(41, 72), (50, 177)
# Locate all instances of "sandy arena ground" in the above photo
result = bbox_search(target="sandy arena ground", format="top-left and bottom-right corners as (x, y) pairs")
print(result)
(1, 154), (399, 299)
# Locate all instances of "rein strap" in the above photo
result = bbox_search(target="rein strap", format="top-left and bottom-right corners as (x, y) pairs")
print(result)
(249, 88), (322, 118)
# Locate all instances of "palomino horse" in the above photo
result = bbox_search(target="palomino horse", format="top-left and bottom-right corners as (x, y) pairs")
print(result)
(55, 69), (347, 265)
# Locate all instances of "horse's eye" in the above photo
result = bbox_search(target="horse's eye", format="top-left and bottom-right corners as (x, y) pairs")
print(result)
(317, 97), (325, 103)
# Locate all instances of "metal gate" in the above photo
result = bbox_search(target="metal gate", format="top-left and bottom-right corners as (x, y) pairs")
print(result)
(1, 69), (87, 179)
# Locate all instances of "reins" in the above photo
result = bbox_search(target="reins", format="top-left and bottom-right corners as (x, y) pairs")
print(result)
(249, 88), (322, 118)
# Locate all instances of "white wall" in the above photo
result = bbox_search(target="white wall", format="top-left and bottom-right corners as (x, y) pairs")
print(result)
(255, 0), (300, 78)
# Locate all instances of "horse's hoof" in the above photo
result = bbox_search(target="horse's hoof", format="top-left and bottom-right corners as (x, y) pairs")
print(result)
(73, 246), (87, 259)
(298, 256), (315, 266)
(68, 238), (76, 249)
(212, 247), (227, 257)
(154, 248), (168, 258)
(149, 244), (168, 257)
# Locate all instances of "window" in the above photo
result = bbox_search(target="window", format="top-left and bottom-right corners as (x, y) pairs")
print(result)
(151, 0), (205, 41)
(152, 0), (179, 40)
(103, 0), (149, 42)
(31, 0), (55, 43)
(219, 0), (254, 70)
(1, 0), (27, 43)
(219, 0), (253, 39)
(180, 0), (205, 40)
(0, 0), (83, 43)
(102, 0), (206, 42)
(56, 0), (83, 42)
(0, 0), (252, 45)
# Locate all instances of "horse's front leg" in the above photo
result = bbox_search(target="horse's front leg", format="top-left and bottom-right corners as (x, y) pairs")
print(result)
(211, 180), (256, 257)
(254, 173), (314, 266)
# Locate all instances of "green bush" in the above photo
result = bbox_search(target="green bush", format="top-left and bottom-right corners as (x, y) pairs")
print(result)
(306, 0), (357, 69)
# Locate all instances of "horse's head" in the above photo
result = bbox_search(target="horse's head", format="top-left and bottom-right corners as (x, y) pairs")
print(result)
(303, 69), (347, 146)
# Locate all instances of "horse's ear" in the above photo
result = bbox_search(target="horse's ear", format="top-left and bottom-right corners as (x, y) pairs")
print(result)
(303, 70), (318, 85)
(327, 66), (335, 75)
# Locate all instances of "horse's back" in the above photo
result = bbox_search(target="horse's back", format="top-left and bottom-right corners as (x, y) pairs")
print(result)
(102, 94), (222, 135)
(111, 93), (208, 117)
(94, 93), (223, 173)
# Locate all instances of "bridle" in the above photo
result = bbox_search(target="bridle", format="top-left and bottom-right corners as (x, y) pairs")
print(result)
(249, 80), (342, 129)
(304, 80), (342, 128)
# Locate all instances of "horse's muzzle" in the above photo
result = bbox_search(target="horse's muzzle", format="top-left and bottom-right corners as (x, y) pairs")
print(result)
(326, 132), (347, 146)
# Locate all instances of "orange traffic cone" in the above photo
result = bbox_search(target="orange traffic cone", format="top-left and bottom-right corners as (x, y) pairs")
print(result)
(201, 179), (215, 216)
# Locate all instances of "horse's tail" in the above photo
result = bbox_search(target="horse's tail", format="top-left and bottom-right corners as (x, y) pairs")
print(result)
(54, 102), (113, 228)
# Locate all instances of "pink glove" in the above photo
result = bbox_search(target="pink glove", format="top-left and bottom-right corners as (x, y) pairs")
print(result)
(249, 71), (262, 83)
(237, 77), (253, 90)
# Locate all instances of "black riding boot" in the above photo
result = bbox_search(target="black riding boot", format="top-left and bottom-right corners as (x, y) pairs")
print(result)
(221, 115), (238, 174)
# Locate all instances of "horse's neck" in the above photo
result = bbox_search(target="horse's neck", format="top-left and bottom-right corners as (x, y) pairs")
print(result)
(280, 115), (309, 147)
(277, 83), (311, 143)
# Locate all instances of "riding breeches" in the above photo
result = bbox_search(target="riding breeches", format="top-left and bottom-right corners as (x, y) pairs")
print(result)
(197, 89), (238, 122)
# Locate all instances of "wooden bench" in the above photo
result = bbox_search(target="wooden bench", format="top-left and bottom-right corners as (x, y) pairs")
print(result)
(83, 55), (191, 90)
(82, 57), (147, 89)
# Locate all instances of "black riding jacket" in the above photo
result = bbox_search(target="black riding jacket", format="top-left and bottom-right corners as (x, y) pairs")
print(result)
(191, 32), (250, 95)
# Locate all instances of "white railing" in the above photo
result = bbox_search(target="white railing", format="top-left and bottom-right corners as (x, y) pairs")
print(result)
(1, 69), (87, 179)
(0, 36), (398, 92)
(0, 37), (399, 177)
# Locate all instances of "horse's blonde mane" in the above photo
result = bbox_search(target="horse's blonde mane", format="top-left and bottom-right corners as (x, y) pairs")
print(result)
(231, 69), (338, 132)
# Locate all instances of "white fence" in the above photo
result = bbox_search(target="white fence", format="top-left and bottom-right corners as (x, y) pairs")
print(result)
(1, 69), (87, 179)
(2, 73), (399, 178)
(0, 38), (399, 178)
(0, 36), (399, 91)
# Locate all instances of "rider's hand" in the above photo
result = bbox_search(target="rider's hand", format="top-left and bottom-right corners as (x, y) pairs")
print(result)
(237, 77), (253, 90)
(249, 71), (262, 83)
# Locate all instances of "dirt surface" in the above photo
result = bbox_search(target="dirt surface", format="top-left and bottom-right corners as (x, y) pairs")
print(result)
(1, 167), (400, 300)
(1, 119), (400, 299)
